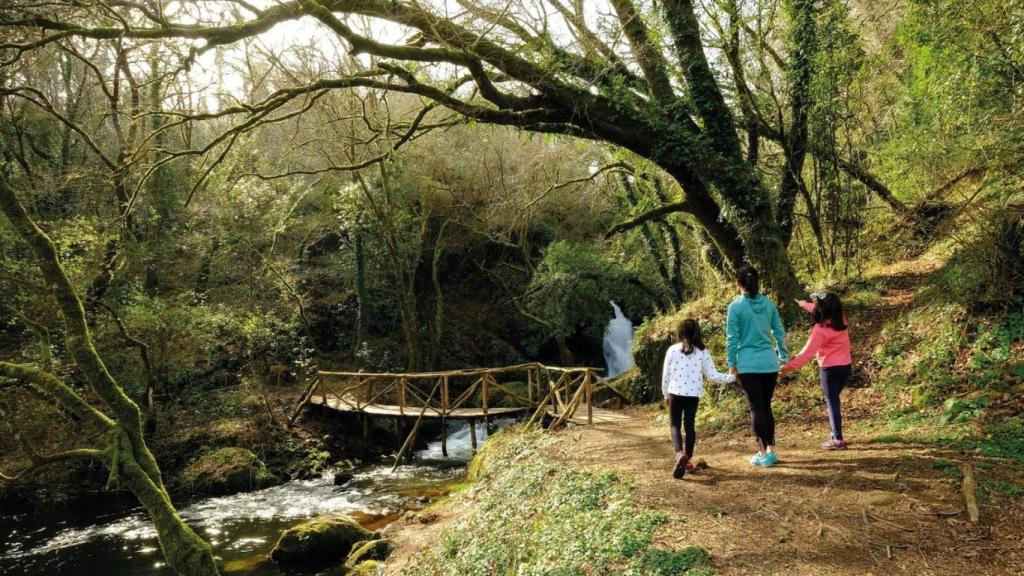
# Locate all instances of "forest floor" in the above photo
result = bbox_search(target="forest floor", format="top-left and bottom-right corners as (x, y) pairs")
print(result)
(386, 257), (1024, 575)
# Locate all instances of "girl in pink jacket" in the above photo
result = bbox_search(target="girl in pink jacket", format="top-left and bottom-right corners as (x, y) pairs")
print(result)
(781, 293), (853, 449)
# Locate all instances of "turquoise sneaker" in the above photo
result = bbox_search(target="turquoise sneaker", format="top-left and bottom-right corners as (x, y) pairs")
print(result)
(749, 453), (766, 466)
(762, 452), (778, 467)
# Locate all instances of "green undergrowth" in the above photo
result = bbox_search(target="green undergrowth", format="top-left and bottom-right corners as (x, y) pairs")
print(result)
(407, 427), (714, 576)
(858, 404), (1024, 465)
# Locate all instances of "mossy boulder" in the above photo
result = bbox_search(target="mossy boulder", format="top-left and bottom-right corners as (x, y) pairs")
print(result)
(348, 560), (382, 575)
(269, 515), (373, 565)
(179, 447), (281, 496)
(345, 539), (393, 567)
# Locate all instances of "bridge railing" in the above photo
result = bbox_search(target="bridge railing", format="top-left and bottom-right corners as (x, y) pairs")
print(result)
(313, 362), (628, 427)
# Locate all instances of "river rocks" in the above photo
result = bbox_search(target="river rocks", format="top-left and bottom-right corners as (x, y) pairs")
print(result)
(345, 539), (393, 567)
(179, 447), (281, 496)
(333, 472), (355, 486)
(270, 515), (373, 565)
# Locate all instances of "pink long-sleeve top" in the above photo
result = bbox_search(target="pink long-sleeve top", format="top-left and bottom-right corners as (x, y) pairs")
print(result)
(783, 301), (853, 370)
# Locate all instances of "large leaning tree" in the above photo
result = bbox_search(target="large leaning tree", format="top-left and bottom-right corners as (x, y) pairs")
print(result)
(0, 0), (884, 312)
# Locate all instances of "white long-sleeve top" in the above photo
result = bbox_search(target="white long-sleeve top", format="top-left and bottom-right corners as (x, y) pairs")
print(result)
(661, 344), (736, 398)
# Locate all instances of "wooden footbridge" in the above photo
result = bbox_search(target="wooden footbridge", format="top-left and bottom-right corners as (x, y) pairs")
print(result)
(294, 363), (630, 462)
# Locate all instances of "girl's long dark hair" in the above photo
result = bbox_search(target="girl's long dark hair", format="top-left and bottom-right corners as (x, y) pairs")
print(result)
(813, 293), (848, 331)
(736, 265), (759, 296)
(677, 318), (706, 354)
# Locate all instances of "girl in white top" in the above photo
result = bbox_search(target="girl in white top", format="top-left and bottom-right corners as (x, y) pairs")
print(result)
(662, 318), (735, 478)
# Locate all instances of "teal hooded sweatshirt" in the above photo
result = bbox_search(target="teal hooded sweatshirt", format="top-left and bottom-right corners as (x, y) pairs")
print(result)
(726, 293), (789, 373)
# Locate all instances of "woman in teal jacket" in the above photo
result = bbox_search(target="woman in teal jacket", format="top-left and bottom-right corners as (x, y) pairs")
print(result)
(726, 265), (788, 467)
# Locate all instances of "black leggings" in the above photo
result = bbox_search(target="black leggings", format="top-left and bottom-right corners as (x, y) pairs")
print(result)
(739, 372), (778, 448)
(668, 394), (699, 457)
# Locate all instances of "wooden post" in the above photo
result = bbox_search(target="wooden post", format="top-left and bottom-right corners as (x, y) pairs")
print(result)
(469, 418), (478, 453)
(483, 373), (491, 430)
(442, 376), (449, 416)
(271, 364), (286, 387)
(962, 463), (980, 523)
(527, 368), (534, 405)
(399, 378), (406, 416)
(586, 370), (593, 425)
(364, 378), (375, 410)
(482, 372), (489, 418)
(319, 373), (326, 404)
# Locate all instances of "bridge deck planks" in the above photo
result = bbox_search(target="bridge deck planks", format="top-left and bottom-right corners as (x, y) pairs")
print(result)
(308, 395), (629, 425)
(309, 395), (531, 419)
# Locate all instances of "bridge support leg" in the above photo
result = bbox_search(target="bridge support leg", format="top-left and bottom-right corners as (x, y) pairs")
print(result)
(362, 414), (370, 442)
(441, 417), (448, 458)
(469, 419), (477, 454)
(405, 423), (420, 463)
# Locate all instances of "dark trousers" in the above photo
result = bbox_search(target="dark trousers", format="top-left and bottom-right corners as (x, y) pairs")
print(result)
(820, 364), (852, 440)
(668, 394), (699, 457)
(739, 372), (778, 448)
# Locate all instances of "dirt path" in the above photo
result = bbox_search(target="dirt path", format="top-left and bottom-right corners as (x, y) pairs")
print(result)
(557, 408), (1023, 576)
(387, 257), (1024, 574)
(553, 258), (1023, 575)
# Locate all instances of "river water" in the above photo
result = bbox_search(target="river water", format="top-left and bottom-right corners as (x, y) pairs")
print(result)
(0, 421), (502, 575)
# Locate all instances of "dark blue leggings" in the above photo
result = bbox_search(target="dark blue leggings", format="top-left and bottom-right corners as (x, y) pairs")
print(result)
(820, 364), (852, 440)
(668, 394), (699, 457)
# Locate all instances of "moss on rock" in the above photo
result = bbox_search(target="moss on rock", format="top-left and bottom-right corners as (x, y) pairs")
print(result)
(178, 447), (280, 496)
(345, 539), (393, 567)
(348, 560), (382, 575)
(269, 514), (372, 565)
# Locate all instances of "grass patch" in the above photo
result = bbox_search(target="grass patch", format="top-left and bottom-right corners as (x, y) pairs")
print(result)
(928, 459), (960, 479)
(952, 416), (1024, 462)
(640, 547), (714, 576)
(979, 478), (1024, 504)
(407, 429), (713, 576)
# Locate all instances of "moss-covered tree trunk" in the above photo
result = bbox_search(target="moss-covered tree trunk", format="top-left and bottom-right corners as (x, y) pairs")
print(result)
(0, 178), (219, 576)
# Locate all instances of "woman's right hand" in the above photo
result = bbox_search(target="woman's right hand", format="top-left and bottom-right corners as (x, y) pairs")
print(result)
(663, 397), (671, 409)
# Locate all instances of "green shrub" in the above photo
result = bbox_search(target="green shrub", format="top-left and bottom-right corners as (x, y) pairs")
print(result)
(934, 205), (1024, 311)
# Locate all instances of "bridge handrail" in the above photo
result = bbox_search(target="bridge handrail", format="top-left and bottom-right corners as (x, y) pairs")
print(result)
(317, 362), (602, 379)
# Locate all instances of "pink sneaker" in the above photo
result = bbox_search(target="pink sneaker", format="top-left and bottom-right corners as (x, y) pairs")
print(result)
(673, 451), (689, 479)
(821, 439), (848, 450)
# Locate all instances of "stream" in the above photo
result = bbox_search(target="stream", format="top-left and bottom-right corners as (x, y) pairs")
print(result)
(0, 421), (506, 575)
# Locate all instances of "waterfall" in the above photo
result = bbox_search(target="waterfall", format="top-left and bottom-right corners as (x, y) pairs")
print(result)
(416, 418), (516, 460)
(603, 301), (634, 378)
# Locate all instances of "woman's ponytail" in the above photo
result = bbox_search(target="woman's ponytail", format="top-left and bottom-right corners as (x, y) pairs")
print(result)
(736, 265), (760, 296)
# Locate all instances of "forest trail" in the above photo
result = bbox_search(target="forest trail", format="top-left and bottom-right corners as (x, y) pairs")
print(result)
(559, 410), (1024, 576)
(552, 257), (1024, 576)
